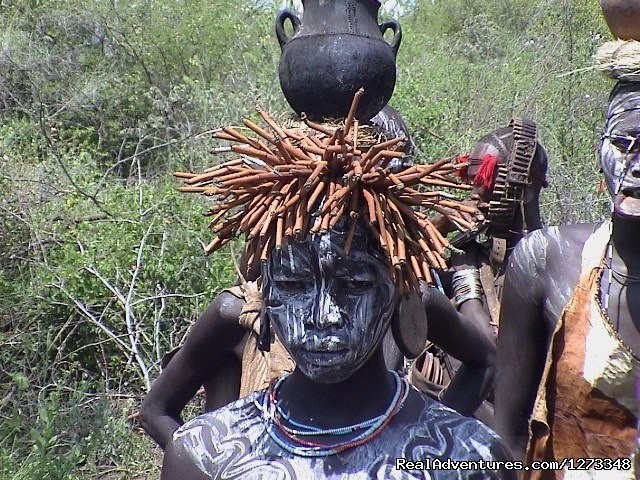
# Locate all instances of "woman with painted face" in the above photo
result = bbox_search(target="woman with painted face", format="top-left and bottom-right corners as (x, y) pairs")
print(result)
(158, 106), (515, 478)
(161, 220), (515, 480)
(138, 105), (410, 449)
(494, 81), (640, 477)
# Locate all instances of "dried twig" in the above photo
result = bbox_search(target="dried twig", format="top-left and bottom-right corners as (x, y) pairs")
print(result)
(177, 95), (478, 292)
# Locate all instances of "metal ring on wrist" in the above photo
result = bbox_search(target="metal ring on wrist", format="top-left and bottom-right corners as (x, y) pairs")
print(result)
(451, 268), (483, 309)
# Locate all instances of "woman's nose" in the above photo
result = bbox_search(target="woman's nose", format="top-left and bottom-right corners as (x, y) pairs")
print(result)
(312, 290), (345, 329)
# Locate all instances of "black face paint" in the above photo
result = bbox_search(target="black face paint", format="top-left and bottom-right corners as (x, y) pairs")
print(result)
(263, 226), (396, 383)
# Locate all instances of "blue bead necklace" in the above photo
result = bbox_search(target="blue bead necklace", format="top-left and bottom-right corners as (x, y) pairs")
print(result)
(261, 370), (409, 457)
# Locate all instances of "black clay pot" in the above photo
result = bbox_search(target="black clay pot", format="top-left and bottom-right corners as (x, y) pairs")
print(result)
(275, 0), (401, 122)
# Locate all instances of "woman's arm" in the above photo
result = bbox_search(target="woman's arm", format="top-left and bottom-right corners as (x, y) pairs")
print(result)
(494, 234), (547, 461)
(139, 292), (245, 449)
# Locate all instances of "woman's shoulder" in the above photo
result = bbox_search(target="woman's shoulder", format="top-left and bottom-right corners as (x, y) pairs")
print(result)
(392, 389), (512, 462)
(173, 391), (266, 447)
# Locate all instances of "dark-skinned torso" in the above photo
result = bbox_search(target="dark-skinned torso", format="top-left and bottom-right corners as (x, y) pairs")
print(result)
(160, 223), (507, 479)
(162, 350), (515, 480)
(495, 217), (640, 460)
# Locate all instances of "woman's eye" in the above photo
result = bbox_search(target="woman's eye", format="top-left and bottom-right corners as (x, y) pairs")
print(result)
(275, 280), (310, 290)
(609, 134), (640, 153)
(340, 279), (374, 290)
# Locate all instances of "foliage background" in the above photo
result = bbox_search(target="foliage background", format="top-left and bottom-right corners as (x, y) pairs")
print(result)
(0, 0), (612, 477)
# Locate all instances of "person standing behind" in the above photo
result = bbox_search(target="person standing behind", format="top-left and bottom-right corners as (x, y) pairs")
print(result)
(495, 78), (640, 478)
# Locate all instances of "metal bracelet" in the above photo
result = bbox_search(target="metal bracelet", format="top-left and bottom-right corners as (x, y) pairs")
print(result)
(451, 268), (483, 309)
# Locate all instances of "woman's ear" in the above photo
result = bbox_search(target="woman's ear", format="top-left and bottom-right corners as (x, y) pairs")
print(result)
(390, 292), (428, 359)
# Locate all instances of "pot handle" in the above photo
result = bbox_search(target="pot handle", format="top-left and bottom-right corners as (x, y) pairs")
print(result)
(379, 20), (402, 56)
(275, 9), (301, 50)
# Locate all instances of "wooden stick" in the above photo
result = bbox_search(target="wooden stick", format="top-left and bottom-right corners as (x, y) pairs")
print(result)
(338, 129), (347, 157)
(298, 140), (325, 157)
(379, 149), (405, 159)
(343, 217), (358, 256)
(361, 151), (385, 174)
(293, 197), (306, 237)
(373, 194), (391, 257)
(282, 127), (305, 142)
(184, 167), (234, 184)
(213, 131), (238, 142)
(202, 158), (244, 173)
(208, 193), (252, 213)
(231, 145), (283, 166)
(243, 118), (275, 144)
(221, 172), (295, 188)
(273, 211), (284, 247)
(301, 114), (336, 137)
(352, 159), (363, 179)
(178, 186), (221, 194)
(424, 217), (450, 250)
(344, 88), (364, 137)
(320, 181), (336, 232)
(304, 162), (327, 191)
(362, 189), (377, 225)
(278, 135), (313, 163)
(211, 146), (232, 154)
(211, 169), (256, 184)
(256, 106), (288, 140)
(419, 178), (472, 190)
(347, 186), (360, 219)
(204, 236), (232, 255)
(395, 158), (450, 183)
(328, 202), (346, 228)
(410, 254), (423, 280)
(222, 126), (262, 151)
(174, 171), (197, 179)
(439, 199), (478, 214)
(260, 236), (273, 263)
(421, 259), (433, 284)
(284, 201), (295, 237)
(395, 228), (407, 267)
(307, 179), (327, 213)
(239, 200), (267, 231)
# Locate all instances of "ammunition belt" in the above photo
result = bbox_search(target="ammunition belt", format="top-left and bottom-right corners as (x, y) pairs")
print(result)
(487, 117), (537, 239)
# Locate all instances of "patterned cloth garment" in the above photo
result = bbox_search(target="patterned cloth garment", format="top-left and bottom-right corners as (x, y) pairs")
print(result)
(172, 387), (513, 480)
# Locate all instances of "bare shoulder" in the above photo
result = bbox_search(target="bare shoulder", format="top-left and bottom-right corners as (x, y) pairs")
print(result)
(395, 390), (512, 462)
(508, 223), (601, 276)
(168, 393), (268, 478)
(205, 290), (246, 326)
(179, 290), (248, 356)
(162, 440), (211, 480)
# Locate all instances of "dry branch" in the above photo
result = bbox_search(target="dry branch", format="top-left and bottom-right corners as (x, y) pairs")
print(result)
(177, 96), (478, 292)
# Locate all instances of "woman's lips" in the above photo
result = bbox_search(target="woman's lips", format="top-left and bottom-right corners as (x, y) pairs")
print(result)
(299, 349), (349, 366)
(301, 334), (347, 352)
(615, 189), (640, 219)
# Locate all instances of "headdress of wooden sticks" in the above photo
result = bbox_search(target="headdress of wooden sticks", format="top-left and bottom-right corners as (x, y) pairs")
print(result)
(176, 89), (478, 293)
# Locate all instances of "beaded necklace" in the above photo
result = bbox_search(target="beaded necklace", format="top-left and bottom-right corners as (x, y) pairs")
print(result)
(261, 370), (409, 457)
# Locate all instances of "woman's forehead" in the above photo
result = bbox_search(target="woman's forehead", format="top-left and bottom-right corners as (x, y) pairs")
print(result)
(607, 110), (640, 134)
(269, 230), (387, 272)
(606, 86), (640, 130)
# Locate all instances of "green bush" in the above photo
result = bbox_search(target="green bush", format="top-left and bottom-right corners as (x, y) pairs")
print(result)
(0, 0), (623, 477)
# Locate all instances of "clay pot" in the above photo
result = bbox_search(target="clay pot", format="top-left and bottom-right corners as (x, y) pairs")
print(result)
(600, 0), (640, 40)
(275, 0), (402, 122)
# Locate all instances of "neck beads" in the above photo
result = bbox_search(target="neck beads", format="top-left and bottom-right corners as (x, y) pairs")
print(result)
(260, 370), (409, 457)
